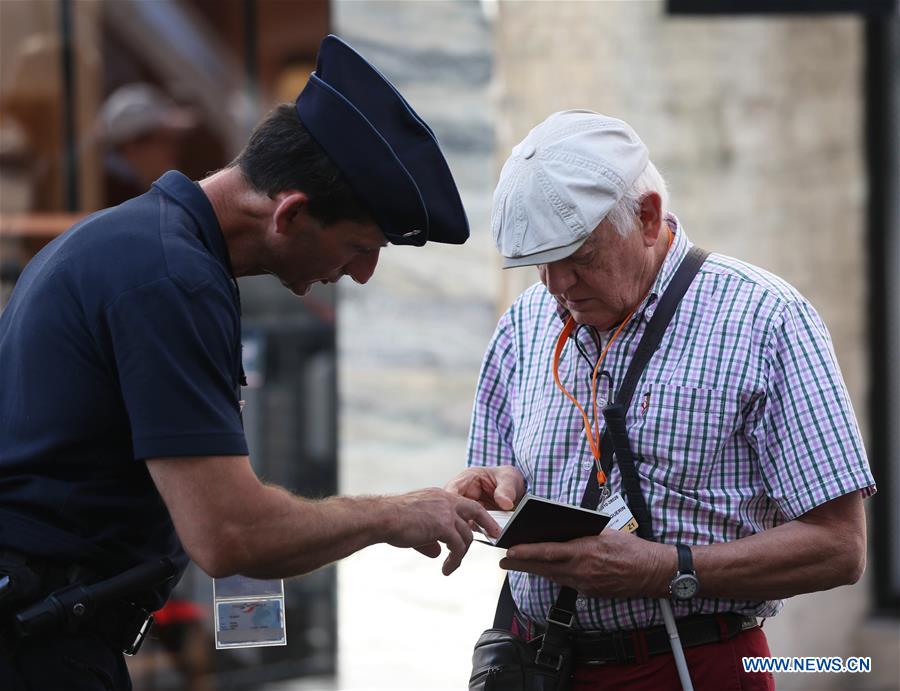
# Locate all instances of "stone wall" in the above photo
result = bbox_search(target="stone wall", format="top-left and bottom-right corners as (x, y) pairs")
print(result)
(333, 2), (502, 688)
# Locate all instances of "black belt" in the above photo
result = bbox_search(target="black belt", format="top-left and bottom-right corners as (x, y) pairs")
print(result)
(530, 613), (759, 666)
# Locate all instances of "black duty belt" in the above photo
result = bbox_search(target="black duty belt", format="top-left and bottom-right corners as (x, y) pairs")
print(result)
(78, 599), (155, 655)
(1, 551), (174, 657)
(530, 612), (759, 666)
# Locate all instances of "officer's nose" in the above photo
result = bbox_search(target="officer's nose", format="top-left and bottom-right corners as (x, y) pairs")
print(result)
(346, 249), (380, 285)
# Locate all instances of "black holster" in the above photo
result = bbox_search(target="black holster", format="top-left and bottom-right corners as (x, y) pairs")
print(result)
(2, 554), (175, 657)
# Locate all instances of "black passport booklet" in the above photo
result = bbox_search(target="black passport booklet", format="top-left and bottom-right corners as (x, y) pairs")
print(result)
(478, 494), (610, 549)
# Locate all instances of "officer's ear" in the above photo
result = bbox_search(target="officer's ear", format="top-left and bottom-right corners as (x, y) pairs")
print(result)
(273, 191), (311, 236)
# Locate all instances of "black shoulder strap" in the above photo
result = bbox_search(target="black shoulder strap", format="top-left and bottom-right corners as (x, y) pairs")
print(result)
(582, 245), (709, 510)
(492, 573), (516, 628)
(492, 245), (709, 632)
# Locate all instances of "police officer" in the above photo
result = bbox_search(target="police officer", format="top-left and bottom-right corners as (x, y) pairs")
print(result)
(0, 35), (499, 689)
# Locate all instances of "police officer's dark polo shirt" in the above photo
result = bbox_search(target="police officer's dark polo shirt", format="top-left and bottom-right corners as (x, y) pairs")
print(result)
(0, 171), (248, 607)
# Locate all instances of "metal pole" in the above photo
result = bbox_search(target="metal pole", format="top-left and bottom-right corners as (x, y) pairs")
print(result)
(59, 0), (79, 211)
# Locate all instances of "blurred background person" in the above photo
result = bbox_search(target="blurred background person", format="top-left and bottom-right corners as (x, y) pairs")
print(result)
(98, 83), (195, 205)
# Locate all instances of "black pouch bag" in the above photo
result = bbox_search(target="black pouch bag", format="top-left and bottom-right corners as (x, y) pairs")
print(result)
(469, 578), (574, 691)
(469, 629), (573, 691)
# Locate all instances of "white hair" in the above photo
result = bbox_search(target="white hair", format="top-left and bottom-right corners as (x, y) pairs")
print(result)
(604, 161), (669, 237)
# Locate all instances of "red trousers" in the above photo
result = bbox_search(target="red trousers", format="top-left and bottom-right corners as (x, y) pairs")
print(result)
(572, 626), (776, 691)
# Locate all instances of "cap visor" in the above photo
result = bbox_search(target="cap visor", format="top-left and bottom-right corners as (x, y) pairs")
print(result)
(501, 236), (589, 269)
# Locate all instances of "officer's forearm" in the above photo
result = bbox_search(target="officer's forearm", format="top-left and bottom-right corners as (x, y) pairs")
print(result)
(215, 484), (397, 579)
(689, 491), (865, 600)
(148, 455), (400, 579)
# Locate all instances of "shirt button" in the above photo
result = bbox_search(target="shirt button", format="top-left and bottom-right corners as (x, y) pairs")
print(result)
(582, 461), (593, 471)
(576, 597), (587, 610)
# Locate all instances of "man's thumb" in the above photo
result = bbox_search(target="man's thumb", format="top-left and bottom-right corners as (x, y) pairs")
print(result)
(493, 486), (515, 510)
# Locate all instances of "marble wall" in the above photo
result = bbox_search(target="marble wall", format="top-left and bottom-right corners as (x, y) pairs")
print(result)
(334, 2), (502, 689)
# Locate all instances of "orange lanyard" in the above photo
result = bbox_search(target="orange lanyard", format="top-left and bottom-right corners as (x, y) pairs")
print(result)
(550, 227), (673, 488)
(552, 313), (633, 486)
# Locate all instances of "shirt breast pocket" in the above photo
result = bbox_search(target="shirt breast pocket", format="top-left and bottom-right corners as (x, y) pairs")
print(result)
(627, 382), (737, 490)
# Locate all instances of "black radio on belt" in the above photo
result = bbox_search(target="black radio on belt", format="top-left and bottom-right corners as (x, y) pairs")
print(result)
(12, 558), (177, 655)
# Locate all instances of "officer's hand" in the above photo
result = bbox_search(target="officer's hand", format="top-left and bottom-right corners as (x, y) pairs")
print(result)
(498, 528), (674, 598)
(444, 465), (526, 511)
(382, 488), (501, 576)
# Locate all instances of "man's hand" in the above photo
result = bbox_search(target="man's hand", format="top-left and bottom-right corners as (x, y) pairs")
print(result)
(499, 528), (674, 598)
(381, 488), (501, 576)
(444, 465), (526, 511)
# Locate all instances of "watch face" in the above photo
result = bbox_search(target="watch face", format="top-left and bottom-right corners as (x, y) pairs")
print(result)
(671, 574), (699, 600)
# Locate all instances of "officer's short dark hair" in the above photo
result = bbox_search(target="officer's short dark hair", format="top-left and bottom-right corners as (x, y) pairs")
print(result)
(231, 104), (372, 226)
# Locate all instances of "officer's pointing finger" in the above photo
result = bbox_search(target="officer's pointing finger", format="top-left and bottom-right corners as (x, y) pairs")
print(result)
(458, 499), (501, 538)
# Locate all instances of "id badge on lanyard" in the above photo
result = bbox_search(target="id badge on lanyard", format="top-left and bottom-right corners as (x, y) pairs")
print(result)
(600, 491), (639, 533)
(212, 333), (287, 649)
(213, 576), (287, 649)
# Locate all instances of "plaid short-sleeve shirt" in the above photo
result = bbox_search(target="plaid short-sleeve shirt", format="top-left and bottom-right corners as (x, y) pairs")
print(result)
(467, 217), (875, 632)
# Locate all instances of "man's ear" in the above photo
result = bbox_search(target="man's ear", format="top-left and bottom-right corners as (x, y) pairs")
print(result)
(273, 192), (311, 236)
(637, 192), (663, 247)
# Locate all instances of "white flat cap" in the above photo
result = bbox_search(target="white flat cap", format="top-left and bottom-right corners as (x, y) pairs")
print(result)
(492, 110), (649, 268)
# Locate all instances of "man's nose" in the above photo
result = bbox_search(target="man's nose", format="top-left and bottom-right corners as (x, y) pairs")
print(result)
(346, 249), (380, 285)
(542, 262), (576, 296)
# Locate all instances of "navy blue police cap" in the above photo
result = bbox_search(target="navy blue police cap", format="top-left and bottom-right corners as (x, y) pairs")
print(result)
(296, 34), (469, 246)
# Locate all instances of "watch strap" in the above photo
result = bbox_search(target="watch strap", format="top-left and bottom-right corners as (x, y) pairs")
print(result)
(675, 543), (694, 575)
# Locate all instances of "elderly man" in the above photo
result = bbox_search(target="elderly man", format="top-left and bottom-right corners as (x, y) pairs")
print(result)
(0, 36), (498, 690)
(449, 110), (874, 690)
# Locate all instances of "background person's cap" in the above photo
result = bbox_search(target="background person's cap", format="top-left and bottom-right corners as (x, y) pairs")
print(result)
(492, 110), (648, 268)
(99, 83), (195, 146)
(296, 34), (469, 246)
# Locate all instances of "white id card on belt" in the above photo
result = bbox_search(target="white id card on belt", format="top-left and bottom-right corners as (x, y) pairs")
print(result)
(213, 576), (287, 649)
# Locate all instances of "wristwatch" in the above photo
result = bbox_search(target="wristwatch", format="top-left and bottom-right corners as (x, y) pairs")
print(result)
(669, 543), (699, 600)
